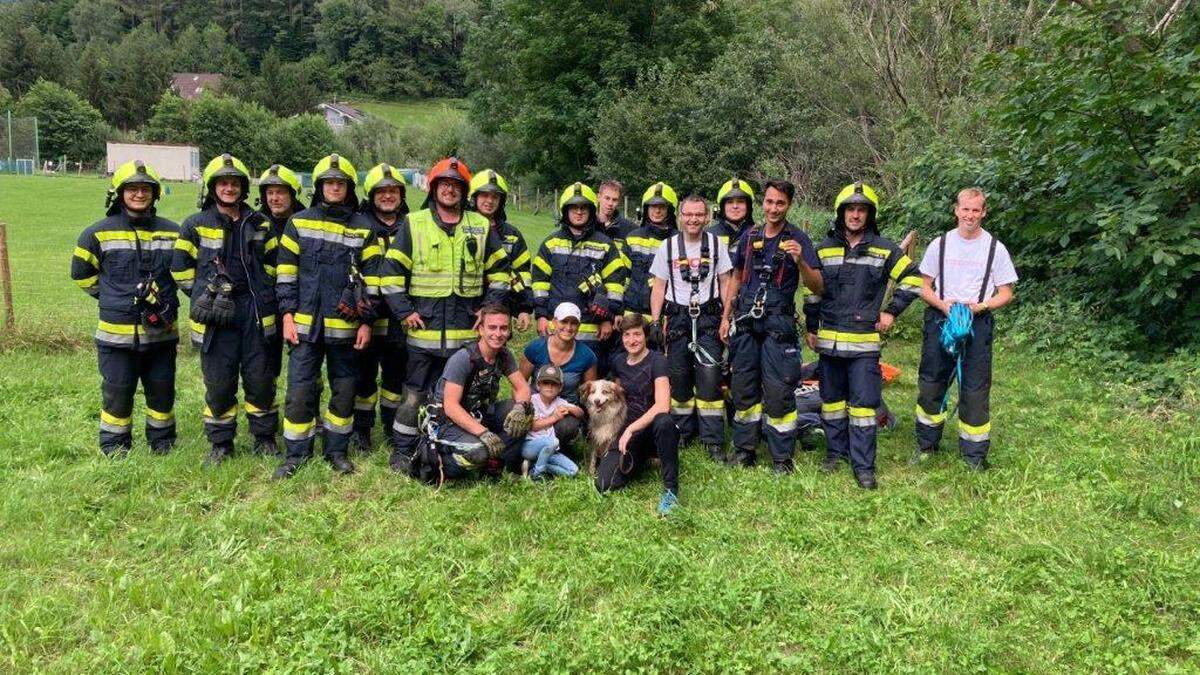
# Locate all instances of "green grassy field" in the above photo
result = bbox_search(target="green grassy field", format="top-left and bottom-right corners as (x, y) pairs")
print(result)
(1, 175), (1198, 671)
(352, 99), (468, 135)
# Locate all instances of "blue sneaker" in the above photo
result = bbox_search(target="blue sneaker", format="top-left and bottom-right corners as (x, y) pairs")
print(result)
(657, 490), (679, 517)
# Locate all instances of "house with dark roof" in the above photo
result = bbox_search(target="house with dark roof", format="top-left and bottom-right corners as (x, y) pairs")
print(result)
(317, 102), (367, 131)
(171, 73), (225, 100)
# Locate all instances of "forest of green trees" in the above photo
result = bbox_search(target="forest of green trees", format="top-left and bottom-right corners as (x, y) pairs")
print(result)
(1, 0), (1197, 370)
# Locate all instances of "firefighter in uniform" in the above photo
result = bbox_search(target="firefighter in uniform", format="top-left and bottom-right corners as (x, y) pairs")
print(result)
(530, 183), (627, 362)
(808, 182), (922, 489)
(469, 169), (534, 331)
(173, 154), (280, 465)
(353, 163), (410, 454)
(274, 154), (377, 479)
(595, 179), (636, 374)
(380, 157), (512, 473)
(707, 178), (756, 262)
(622, 182), (679, 349)
(720, 180), (823, 473)
(71, 161), (180, 456)
(650, 194), (732, 460)
(257, 164), (305, 382)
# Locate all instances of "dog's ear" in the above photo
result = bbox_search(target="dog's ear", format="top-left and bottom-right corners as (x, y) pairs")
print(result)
(578, 380), (592, 400)
(611, 379), (625, 400)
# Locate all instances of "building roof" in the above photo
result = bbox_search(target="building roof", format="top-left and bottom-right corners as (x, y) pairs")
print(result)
(317, 102), (367, 122)
(171, 73), (225, 100)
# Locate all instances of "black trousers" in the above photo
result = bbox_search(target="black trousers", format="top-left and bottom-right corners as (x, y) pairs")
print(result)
(354, 338), (406, 441)
(594, 413), (679, 494)
(916, 308), (994, 462)
(282, 340), (358, 460)
(819, 354), (882, 473)
(199, 297), (278, 445)
(729, 315), (804, 464)
(97, 343), (176, 450)
(416, 400), (524, 483)
(393, 349), (450, 457)
(664, 307), (724, 444)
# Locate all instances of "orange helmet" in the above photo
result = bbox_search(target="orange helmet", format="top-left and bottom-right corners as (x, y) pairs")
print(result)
(424, 157), (472, 209)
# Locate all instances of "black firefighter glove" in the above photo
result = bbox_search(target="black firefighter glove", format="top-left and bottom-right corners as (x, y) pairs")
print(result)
(190, 270), (236, 327)
(336, 267), (376, 322)
(502, 401), (534, 438)
(478, 430), (505, 458)
(134, 276), (172, 328)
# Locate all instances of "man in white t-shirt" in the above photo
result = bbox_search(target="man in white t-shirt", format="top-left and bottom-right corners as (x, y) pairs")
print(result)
(649, 194), (733, 461)
(914, 187), (1018, 470)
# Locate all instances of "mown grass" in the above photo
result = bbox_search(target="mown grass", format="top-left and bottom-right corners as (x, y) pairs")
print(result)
(0, 175), (1198, 671)
(351, 99), (468, 136)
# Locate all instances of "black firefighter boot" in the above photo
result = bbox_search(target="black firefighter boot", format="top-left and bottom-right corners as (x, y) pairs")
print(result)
(203, 443), (234, 468)
(726, 448), (756, 468)
(855, 470), (878, 490)
(705, 443), (727, 464)
(389, 447), (413, 474)
(327, 453), (356, 475)
(253, 435), (280, 457)
(272, 457), (306, 480)
(351, 428), (373, 455)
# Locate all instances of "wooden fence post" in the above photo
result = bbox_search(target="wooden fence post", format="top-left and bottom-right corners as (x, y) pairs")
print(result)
(0, 223), (14, 329)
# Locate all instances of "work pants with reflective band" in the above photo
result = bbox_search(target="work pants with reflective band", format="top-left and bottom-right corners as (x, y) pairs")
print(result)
(354, 338), (406, 442)
(819, 354), (882, 473)
(97, 343), (176, 450)
(392, 351), (451, 458)
(665, 307), (724, 444)
(199, 297), (278, 446)
(283, 340), (357, 461)
(417, 400), (523, 483)
(729, 315), (803, 464)
(916, 308), (993, 462)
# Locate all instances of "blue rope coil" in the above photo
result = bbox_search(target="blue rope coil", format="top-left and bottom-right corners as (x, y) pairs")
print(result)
(939, 302), (974, 413)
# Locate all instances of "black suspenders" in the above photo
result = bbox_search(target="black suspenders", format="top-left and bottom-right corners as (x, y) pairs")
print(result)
(937, 233), (998, 303)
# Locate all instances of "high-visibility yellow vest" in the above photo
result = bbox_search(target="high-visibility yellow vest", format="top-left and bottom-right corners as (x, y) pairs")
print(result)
(409, 209), (489, 298)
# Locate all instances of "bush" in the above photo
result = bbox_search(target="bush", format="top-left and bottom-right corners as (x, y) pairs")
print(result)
(266, 114), (336, 174)
(13, 79), (108, 163)
(897, 1), (1200, 350)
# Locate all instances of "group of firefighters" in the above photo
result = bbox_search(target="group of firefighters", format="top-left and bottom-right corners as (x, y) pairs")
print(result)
(71, 152), (1016, 502)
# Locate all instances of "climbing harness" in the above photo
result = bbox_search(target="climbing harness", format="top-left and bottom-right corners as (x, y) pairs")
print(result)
(666, 232), (722, 368)
(730, 226), (790, 334)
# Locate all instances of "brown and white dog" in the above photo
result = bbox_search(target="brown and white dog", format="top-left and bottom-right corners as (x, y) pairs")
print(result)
(578, 379), (626, 473)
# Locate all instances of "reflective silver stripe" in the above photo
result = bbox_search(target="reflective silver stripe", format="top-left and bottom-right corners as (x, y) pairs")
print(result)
(532, 289), (549, 298)
(324, 418), (353, 434)
(98, 240), (136, 252)
(393, 422), (418, 435)
(821, 409), (847, 421)
(849, 415), (877, 427)
(804, 294), (822, 304)
(178, 281), (194, 293)
(844, 255), (885, 268)
(262, 323), (277, 337)
(295, 227), (366, 248)
(380, 284), (403, 295)
(547, 245), (604, 259)
(671, 405), (694, 416)
(488, 281), (508, 290)
(837, 341), (880, 354)
(406, 336), (473, 350)
(276, 272), (297, 283)
(607, 290), (623, 300)
(284, 426), (316, 441)
(628, 244), (657, 256)
(199, 236), (222, 249)
(821, 257), (844, 267)
(96, 329), (136, 345)
(733, 411), (762, 423)
(100, 421), (131, 433)
(960, 429), (990, 442)
(326, 327), (357, 339)
(205, 415), (236, 426)
(697, 407), (725, 417)
(146, 416), (175, 429)
(816, 338), (835, 351)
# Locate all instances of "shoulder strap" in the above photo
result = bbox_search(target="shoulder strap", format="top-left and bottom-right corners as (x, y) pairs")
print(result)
(707, 232), (717, 298)
(978, 233), (999, 303)
(937, 234), (946, 301)
(666, 233), (676, 302)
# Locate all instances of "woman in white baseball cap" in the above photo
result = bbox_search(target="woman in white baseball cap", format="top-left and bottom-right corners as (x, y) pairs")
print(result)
(518, 302), (597, 453)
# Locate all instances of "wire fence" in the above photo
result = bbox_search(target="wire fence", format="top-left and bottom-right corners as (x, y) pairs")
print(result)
(0, 112), (40, 175)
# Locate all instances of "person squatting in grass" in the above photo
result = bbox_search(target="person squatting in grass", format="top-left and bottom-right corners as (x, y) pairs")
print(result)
(649, 193), (733, 463)
(409, 304), (534, 484)
(913, 188), (1017, 471)
(596, 314), (681, 517)
(173, 154), (281, 466)
(71, 161), (181, 457)
(520, 364), (582, 480)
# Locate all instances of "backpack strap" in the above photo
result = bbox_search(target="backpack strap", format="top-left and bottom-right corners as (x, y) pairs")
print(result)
(978, 233), (999, 304)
